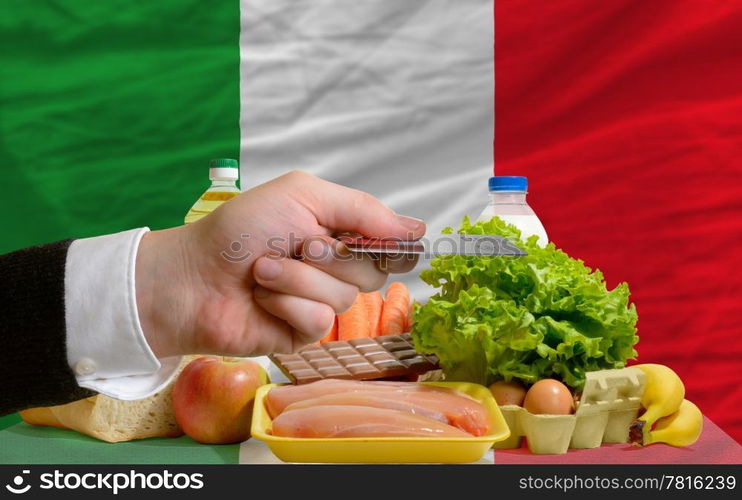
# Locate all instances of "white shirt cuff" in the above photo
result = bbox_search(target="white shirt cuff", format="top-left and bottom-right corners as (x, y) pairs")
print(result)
(65, 228), (181, 400)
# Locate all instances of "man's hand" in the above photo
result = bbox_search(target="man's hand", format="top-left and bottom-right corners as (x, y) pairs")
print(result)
(135, 171), (424, 358)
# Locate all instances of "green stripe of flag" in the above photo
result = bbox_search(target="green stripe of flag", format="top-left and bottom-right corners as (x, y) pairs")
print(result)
(0, 0), (241, 431)
(0, 0), (241, 253)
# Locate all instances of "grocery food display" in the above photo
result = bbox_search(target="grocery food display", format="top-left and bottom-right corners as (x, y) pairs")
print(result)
(172, 356), (268, 444)
(477, 175), (548, 246)
(635, 399), (703, 448)
(411, 217), (639, 390)
(270, 333), (439, 384)
(629, 364), (703, 448)
(522, 379), (575, 415)
(265, 379), (490, 436)
(251, 381), (510, 463)
(493, 367), (645, 454)
(18, 356), (200, 443)
(320, 282), (413, 343)
(183, 158), (241, 224)
(14, 216), (709, 462)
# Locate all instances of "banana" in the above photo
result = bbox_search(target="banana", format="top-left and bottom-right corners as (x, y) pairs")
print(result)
(629, 364), (685, 444)
(640, 399), (703, 447)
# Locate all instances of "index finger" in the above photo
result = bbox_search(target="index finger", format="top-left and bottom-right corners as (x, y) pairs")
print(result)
(283, 171), (427, 241)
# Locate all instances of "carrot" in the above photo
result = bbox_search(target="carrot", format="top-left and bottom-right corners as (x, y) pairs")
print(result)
(318, 316), (338, 344)
(338, 294), (369, 340)
(380, 282), (411, 335)
(364, 291), (384, 337)
(404, 300), (416, 332)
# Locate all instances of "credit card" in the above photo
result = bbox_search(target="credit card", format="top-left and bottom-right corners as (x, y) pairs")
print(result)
(339, 234), (526, 258)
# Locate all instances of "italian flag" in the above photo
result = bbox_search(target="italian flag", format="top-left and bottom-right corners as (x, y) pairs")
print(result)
(2, 0), (742, 456)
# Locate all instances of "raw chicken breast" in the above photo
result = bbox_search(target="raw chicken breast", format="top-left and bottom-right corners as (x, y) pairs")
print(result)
(265, 379), (413, 417)
(272, 405), (473, 438)
(283, 393), (449, 424)
(266, 380), (490, 436)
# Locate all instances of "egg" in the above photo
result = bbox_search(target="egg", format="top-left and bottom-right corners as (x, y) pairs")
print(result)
(489, 380), (527, 406)
(523, 379), (574, 415)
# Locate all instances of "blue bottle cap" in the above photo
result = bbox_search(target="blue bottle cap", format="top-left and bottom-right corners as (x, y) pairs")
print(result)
(488, 176), (527, 192)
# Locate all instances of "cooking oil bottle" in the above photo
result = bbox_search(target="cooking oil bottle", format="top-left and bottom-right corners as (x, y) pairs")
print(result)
(184, 158), (240, 224)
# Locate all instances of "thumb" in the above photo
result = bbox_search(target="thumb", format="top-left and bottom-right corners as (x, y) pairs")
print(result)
(290, 172), (426, 240)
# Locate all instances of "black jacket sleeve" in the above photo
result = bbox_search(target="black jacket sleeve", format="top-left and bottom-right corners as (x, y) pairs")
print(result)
(0, 240), (95, 415)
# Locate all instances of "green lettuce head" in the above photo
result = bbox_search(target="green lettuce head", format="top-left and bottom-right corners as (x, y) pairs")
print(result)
(411, 216), (638, 390)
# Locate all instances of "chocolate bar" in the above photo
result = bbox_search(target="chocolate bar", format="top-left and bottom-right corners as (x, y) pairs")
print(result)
(270, 333), (439, 384)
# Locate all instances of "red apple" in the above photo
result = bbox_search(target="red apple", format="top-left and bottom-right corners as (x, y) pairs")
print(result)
(172, 356), (269, 444)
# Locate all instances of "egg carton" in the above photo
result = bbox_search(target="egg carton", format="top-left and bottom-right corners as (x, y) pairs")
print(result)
(493, 367), (645, 454)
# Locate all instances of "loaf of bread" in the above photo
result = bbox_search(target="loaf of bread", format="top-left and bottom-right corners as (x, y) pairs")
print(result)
(20, 356), (199, 443)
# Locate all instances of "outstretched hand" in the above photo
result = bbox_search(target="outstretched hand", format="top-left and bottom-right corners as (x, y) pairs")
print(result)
(135, 171), (424, 358)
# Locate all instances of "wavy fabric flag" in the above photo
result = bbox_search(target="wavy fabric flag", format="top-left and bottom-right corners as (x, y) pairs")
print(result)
(1, 0), (740, 443)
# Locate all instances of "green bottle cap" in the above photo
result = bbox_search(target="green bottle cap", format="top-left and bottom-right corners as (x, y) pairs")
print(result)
(209, 158), (238, 168)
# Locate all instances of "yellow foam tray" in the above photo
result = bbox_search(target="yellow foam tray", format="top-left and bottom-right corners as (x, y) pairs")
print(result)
(251, 381), (510, 463)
